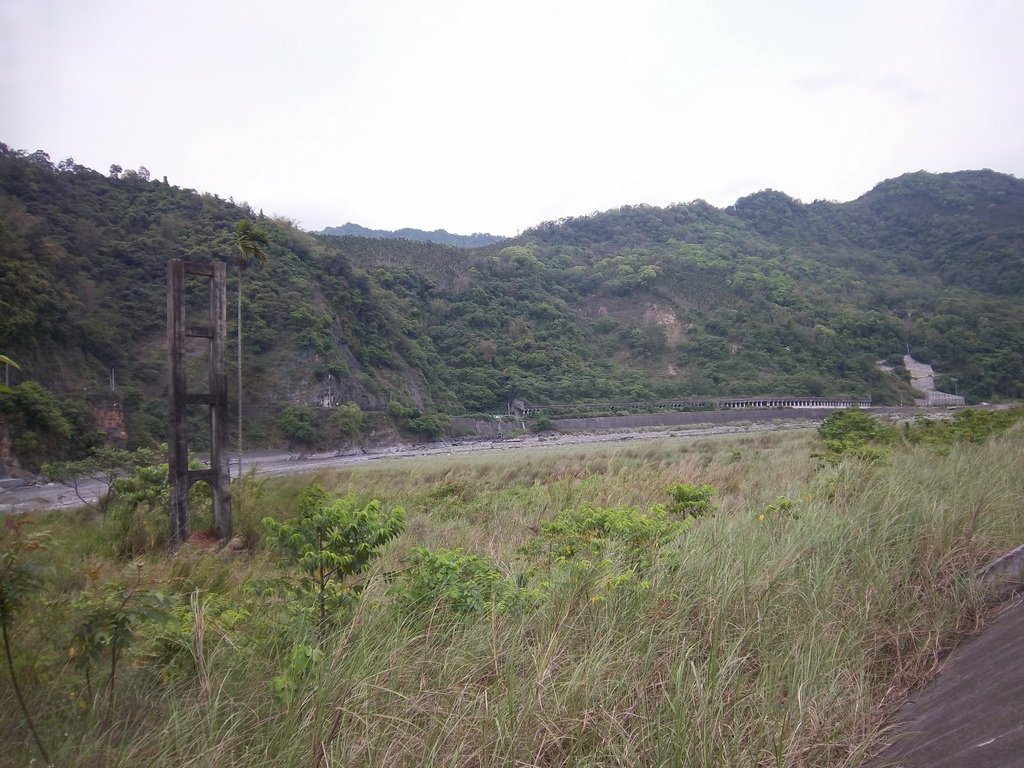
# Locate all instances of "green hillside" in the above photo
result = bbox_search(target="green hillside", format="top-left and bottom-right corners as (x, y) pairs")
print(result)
(2, 144), (1022, 455)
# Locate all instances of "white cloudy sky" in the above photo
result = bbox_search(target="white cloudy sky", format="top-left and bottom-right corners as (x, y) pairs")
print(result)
(2, 0), (1022, 235)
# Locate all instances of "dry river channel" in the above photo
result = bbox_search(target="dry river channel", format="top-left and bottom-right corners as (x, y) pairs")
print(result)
(0, 406), (952, 516)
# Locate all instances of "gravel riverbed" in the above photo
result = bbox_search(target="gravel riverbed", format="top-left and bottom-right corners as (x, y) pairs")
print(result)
(0, 418), (821, 515)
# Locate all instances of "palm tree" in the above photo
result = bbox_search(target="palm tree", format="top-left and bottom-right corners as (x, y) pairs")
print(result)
(233, 220), (270, 476)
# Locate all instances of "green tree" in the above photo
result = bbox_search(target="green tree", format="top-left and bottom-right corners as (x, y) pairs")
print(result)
(44, 447), (155, 520)
(234, 219), (271, 476)
(278, 405), (320, 453)
(329, 402), (364, 445)
(263, 484), (405, 632)
(0, 381), (72, 471)
(665, 482), (717, 518)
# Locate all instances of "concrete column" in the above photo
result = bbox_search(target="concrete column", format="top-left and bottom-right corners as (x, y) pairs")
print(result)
(167, 260), (232, 548)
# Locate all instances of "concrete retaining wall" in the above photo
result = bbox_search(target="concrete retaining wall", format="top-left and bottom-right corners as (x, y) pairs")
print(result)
(553, 407), (840, 432)
(450, 416), (527, 438)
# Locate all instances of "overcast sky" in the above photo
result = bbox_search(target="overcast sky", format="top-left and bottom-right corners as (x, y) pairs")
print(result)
(2, 1), (1022, 235)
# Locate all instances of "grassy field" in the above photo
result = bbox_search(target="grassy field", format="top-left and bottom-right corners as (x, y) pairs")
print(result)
(3, 422), (1024, 767)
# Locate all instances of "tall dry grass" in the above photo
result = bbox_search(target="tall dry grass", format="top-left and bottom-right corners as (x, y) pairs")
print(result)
(3, 427), (1023, 766)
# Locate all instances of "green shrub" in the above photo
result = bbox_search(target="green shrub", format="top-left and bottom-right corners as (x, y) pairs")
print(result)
(818, 408), (896, 444)
(817, 408), (898, 462)
(526, 504), (682, 568)
(97, 447), (215, 558)
(405, 413), (449, 440)
(45, 447), (157, 520)
(394, 547), (511, 615)
(329, 402), (364, 443)
(107, 457), (172, 558)
(385, 402), (450, 440)
(530, 414), (556, 433)
(906, 406), (1024, 448)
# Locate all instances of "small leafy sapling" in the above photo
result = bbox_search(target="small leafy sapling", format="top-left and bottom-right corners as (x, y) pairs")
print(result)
(263, 484), (405, 634)
(68, 566), (173, 725)
(270, 643), (325, 705)
(0, 517), (53, 765)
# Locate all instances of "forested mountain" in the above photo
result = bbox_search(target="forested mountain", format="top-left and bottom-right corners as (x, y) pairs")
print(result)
(321, 222), (505, 248)
(2, 143), (1022, 452)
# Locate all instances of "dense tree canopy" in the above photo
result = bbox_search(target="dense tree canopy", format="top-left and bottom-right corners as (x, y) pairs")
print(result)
(1, 144), (1021, 455)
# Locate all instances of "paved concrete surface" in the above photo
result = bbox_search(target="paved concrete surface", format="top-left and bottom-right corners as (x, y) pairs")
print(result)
(870, 596), (1024, 768)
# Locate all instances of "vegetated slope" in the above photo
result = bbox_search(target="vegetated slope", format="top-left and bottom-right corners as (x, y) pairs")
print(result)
(321, 222), (506, 248)
(497, 170), (1024, 404)
(731, 169), (1024, 294)
(0, 146), (469, 446)
(2, 144), (1023, 451)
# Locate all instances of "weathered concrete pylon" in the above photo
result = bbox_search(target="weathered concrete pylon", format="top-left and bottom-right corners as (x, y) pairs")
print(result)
(167, 260), (231, 546)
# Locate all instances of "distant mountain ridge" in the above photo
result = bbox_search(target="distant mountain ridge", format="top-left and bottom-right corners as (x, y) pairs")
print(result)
(321, 222), (505, 248)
